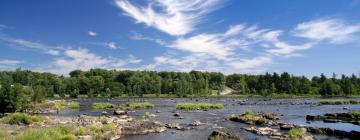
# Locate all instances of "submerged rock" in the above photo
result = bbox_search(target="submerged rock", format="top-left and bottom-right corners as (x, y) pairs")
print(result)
(190, 120), (202, 126)
(208, 130), (244, 140)
(165, 123), (183, 130)
(306, 112), (360, 125)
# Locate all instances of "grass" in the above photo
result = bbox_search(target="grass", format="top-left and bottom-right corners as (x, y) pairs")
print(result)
(2, 113), (43, 125)
(125, 102), (154, 109)
(89, 124), (115, 139)
(289, 128), (305, 140)
(176, 103), (224, 110)
(318, 100), (359, 105)
(17, 126), (76, 140)
(0, 127), (12, 140)
(91, 102), (115, 109)
(67, 101), (80, 108)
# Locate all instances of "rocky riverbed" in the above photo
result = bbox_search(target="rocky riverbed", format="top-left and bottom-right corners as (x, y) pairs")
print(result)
(2, 97), (360, 140)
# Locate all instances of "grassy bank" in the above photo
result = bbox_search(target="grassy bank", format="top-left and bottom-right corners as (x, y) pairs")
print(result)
(121, 102), (155, 109)
(318, 100), (360, 105)
(176, 103), (224, 110)
(91, 103), (115, 109)
(2, 113), (45, 125)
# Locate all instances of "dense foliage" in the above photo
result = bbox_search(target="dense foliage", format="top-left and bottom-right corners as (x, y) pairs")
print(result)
(1, 68), (360, 113)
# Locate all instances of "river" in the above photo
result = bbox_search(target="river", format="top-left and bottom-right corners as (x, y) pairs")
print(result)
(57, 97), (360, 140)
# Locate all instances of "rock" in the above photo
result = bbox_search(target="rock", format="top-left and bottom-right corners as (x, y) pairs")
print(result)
(280, 124), (294, 130)
(165, 123), (183, 130)
(102, 111), (109, 116)
(113, 110), (126, 115)
(173, 113), (180, 117)
(245, 126), (277, 136)
(78, 135), (92, 140)
(208, 130), (244, 140)
(323, 119), (341, 123)
(190, 120), (201, 126)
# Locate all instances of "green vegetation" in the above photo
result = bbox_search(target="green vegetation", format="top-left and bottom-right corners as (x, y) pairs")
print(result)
(318, 100), (359, 105)
(125, 102), (154, 109)
(17, 126), (76, 140)
(74, 124), (117, 139)
(2, 113), (41, 125)
(1, 69), (360, 113)
(176, 103), (224, 110)
(54, 100), (80, 110)
(91, 102), (115, 109)
(228, 110), (273, 125)
(0, 127), (12, 140)
(289, 128), (306, 140)
(352, 111), (360, 120)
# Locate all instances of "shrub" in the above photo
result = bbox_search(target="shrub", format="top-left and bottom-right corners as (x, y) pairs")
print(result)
(17, 126), (76, 140)
(91, 103), (115, 109)
(244, 109), (254, 115)
(289, 128), (305, 140)
(2, 113), (36, 125)
(176, 103), (224, 110)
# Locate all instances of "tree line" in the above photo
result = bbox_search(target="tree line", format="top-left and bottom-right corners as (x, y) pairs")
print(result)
(0, 69), (360, 107)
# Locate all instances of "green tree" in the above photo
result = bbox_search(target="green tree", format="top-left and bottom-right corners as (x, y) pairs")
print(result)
(32, 85), (46, 103)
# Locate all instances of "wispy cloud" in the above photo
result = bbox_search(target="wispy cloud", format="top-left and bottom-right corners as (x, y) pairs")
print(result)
(0, 59), (23, 70)
(293, 18), (360, 44)
(114, 0), (223, 36)
(130, 31), (167, 45)
(88, 31), (97, 36)
(81, 41), (120, 49)
(0, 34), (61, 56)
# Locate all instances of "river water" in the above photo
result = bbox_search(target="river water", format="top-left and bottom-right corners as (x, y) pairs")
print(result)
(58, 97), (360, 140)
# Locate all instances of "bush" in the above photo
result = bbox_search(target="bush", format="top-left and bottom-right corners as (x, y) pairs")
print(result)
(289, 128), (305, 140)
(244, 109), (254, 115)
(176, 103), (224, 110)
(91, 103), (115, 109)
(17, 126), (76, 140)
(2, 113), (36, 125)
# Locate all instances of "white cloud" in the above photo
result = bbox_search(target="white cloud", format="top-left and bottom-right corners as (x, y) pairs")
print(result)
(226, 56), (273, 71)
(0, 59), (23, 65)
(114, 0), (222, 36)
(88, 31), (97, 36)
(41, 48), (141, 75)
(293, 18), (360, 44)
(106, 42), (118, 49)
(0, 35), (61, 56)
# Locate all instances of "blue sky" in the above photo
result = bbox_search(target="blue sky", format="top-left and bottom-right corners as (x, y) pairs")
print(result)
(0, 0), (360, 77)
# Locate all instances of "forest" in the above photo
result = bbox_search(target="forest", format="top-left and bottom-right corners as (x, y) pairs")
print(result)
(0, 68), (360, 113)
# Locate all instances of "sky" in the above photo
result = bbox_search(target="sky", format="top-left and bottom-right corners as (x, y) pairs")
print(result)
(0, 0), (360, 77)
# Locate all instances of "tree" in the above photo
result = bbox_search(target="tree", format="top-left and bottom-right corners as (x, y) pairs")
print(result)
(32, 85), (46, 103)
(0, 83), (28, 113)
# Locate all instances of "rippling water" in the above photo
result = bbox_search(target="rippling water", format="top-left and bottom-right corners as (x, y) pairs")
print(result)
(57, 97), (360, 140)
